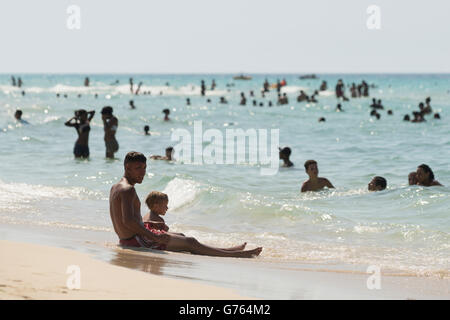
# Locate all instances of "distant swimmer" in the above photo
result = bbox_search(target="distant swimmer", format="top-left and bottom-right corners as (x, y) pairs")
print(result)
(424, 97), (432, 114)
(387, 110), (393, 115)
(377, 99), (384, 110)
(301, 160), (335, 192)
(207, 98), (211, 103)
(434, 113), (441, 119)
(14, 110), (29, 124)
(403, 114), (410, 121)
(240, 92), (247, 106)
(268, 101), (273, 107)
(129, 78), (134, 94)
(149, 147), (174, 161)
(135, 82), (143, 95)
(84, 77), (90, 87)
(412, 111), (425, 123)
(415, 164), (443, 187)
(368, 176), (387, 191)
(375, 113), (381, 120)
(129, 100), (136, 109)
(219, 96), (228, 104)
(276, 79), (281, 93)
(163, 109), (170, 121)
(350, 83), (358, 98)
(259, 102), (264, 107)
(186, 98), (191, 106)
(319, 81), (327, 91)
(144, 125), (150, 136)
(211, 79), (216, 90)
(78, 94), (82, 98)
(250, 90), (254, 97)
(94, 93), (98, 99)
(336, 104), (343, 112)
(335, 79), (345, 99)
(297, 90), (309, 102)
(279, 147), (294, 167)
(362, 80), (369, 97)
(56, 93), (60, 98)
(11, 76), (16, 87)
(101, 106), (119, 159)
(21, 91), (25, 96)
(65, 109), (95, 159)
(263, 79), (270, 92)
(201, 80), (206, 96)
(17, 77), (23, 88)
(408, 172), (418, 185)
(318, 117), (326, 122)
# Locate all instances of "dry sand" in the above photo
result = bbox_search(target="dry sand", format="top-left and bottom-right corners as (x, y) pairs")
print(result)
(0, 240), (246, 300)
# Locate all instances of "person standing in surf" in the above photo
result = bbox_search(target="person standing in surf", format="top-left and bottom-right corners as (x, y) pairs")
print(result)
(65, 109), (95, 159)
(101, 106), (119, 159)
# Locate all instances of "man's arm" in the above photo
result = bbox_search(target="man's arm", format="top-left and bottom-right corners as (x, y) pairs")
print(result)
(120, 189), (169, 244)
(325, 179), (335, 189)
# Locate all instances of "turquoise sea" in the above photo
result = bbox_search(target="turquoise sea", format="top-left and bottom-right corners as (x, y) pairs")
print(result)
(0, 74), (449, 279)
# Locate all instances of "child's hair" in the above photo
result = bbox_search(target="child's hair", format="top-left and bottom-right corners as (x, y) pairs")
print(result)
(145, 191), (168, 210)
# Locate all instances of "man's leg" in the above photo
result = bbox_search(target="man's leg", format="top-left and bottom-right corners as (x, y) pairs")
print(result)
(165, 234), (261, 258)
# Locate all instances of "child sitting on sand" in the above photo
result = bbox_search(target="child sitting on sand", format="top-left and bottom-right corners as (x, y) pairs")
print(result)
(143, 191), (184, 237)
(143, 191), (257, 254)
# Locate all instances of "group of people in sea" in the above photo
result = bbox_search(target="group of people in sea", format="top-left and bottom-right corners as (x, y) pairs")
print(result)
(278, 151), (443, 191)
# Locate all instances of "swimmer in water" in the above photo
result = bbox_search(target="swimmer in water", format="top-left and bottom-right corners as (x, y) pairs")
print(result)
(14, 109), (29, 124)
(368, 176), (387, 191)
(279, 147), (294, 167)
(144, 125), (150, 136)
(408, 172), (418, 185)
(415, 164), (443, 187)
(240, 92), (247, 106)
(149, 147), (174, 161)
(301, 160), (334, 192)
(129, 100), (136, 109)
(163, 109), (170, 121)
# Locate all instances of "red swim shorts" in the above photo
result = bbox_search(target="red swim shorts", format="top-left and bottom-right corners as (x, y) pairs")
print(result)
(119, 223), (167, 250)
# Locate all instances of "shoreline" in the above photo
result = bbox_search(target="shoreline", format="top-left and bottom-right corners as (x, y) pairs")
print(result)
(1, 223), (448, 300)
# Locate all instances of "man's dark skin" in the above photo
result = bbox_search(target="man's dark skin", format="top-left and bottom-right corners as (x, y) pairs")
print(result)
(110, 157), (263, 258)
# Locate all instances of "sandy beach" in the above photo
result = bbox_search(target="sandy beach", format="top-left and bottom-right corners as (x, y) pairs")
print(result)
(0, 240), (246, 300)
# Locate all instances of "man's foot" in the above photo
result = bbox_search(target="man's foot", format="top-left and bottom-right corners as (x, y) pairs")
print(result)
(235, 247), (263, 258)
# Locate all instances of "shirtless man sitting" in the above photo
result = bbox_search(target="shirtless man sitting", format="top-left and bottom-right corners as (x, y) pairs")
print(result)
(301, 160), (335, 192)
(109, 151), (262, 258)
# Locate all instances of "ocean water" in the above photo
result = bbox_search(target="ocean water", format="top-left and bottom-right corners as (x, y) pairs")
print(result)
(0, 74), (449, 278)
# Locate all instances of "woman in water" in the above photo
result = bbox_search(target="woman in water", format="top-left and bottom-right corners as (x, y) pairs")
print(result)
(65, 109), (95, 158)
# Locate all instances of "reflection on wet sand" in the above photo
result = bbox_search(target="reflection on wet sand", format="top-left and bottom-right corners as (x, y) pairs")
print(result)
(109, 247), (194, 277)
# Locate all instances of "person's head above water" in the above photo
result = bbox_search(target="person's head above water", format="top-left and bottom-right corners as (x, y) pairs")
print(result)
(416, 164), (434, 186)
(165, 147), (174, 159)
(304, 160), (318, 177)
(408, 171), (418, 185)
(279, 147), (293, 167)
(368, 176), (387, 191)
(123, 151), (147, 185)
(144, 125), (150, 135)
(14, 109), (22, 120)
(145, 191), (169, 216)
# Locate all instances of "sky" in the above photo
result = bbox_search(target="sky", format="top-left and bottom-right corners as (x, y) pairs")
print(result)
(0, 0), (449, 73)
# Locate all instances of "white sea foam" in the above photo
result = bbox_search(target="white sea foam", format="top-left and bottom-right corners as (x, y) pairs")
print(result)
(162, 177), (202, 211)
